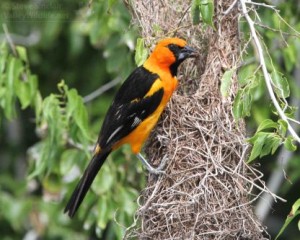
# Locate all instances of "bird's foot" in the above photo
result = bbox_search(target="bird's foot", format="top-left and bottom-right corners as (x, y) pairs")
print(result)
(136, 153), (168, 174)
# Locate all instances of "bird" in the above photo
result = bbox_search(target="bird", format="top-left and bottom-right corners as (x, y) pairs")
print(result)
(64, 38), (197, 218)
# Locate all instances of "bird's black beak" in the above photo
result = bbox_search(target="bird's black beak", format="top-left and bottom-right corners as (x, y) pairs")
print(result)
(178, 46), (198, 61)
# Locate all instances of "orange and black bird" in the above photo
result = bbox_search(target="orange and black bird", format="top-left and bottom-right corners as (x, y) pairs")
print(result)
(64, 38), (196, 217)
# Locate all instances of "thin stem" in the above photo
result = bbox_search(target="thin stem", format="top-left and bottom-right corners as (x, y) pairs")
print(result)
(83, 77), (122, 103)
(240, 0), (300, 144)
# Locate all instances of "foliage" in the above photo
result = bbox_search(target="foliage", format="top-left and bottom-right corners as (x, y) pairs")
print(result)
(191, 0), (215, 28)
(276, 198), (300, 239)
(236, 0), (300, 237)
(0, 0), (142, 239)
(0, 43), (38, 121)
(235, 2), (300, 160)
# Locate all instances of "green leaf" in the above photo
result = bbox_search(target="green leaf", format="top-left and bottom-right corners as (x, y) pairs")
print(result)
(191, 0), (201, 25)
(271, 70), (290, 98)
(276, 198), (300, 239)
(7, 57), (16, 92)
(16, 46), (28, 62)
(34, 92), (43, 124)
(66, 89), (89, 140)
(97, 197), (109, 229)
(220, 69), (234, 97)
(284, 105), (297, 118)
(108, 0), (117, 9)
(42, 94), (65, 145)
(259, 134), (281, 158)
(134, 38), (148, 66)
(232, 90), (242, 120)
(4, 57), (18, 119)
(242, 90), (252, 116)
(233, 90), (243, 119)
(284, 136), (297, 151)
(256, 119), (278, 133)
(66, 89), (78, 119)
(29, 75), (38, 101)
(233, 88), (253, 119)
(0, 192), (31, 230)
(200, 0), (215, 28)
(92, 164), (114, 194)
(238, 64), (256, 86)
(28, 142), (48, 179)
(106, 46), (128, 73)
(118, 186), (138, 215)
(15, 81), (31, 109)
(233, 74), (260, 120)
(278, 119), (288, 136)
(0, 43), (8, 74)
(60, 149), (81, 174)
(291, 199), (300, 214)
(248, 130), (283, 162)
(283, 45), (296, 73)
(248, 132), (268, 162)
(271, 136), (282, 154)
(259, 135), (273, 158)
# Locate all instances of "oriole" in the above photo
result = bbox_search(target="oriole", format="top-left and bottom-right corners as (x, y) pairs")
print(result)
(64, 38), (196, 217)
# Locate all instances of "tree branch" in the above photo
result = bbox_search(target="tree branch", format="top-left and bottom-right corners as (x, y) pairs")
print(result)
(83, 77), (122, 103)
(240, 0), (300, 144)
(2, 24), (18, 56)
(255, 63), (300, 222)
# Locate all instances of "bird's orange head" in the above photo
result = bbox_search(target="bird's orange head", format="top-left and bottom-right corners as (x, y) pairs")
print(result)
(144, 38), (197, 76)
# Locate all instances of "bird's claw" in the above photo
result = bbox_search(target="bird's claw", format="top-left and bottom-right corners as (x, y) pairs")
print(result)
(136, 153), (169, 175)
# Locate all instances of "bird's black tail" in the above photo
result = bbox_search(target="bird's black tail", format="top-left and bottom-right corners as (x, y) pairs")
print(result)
(64, 149), (111, 218)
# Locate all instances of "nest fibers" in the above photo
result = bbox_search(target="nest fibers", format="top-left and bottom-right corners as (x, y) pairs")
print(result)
(124, 0), (278, 239)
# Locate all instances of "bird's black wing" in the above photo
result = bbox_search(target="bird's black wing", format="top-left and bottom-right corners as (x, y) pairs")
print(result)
(98, 66), (163, 148)
(114, 66), (160, 102)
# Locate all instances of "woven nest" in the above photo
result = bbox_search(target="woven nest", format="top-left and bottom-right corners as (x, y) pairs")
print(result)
(124, 0), (272, 239)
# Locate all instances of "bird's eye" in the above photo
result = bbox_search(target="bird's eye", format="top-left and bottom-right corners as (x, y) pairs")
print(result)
(167, 44), (182, 51)
(167, 44), (183, 56)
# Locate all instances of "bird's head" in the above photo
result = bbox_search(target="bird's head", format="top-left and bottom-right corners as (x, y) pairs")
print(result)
(145, 38), (197, 76)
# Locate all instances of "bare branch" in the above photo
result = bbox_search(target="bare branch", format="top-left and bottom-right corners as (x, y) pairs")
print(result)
(240, 0), (300, 144)
(67, 138), (94, 152)
(255, 63), (300, 222)
(0, 30), (40, 46)
(83, 77), (122, 103)
(2, 24), (18, 56)
(245, 1), (276, 10)
(223, 0), (238, 15)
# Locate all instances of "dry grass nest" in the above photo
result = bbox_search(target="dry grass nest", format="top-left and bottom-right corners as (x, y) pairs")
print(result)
(124, 0), (276, 239)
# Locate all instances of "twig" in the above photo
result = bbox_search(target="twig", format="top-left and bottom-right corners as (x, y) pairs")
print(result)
(2, 24), (18, 56)
(67, 138), (94, 152)
(286, 117), (300, 126)
(83, 77), (122, 103)
(240, 0), (300, 144)
(245, 1), (276, 10)
(223, 0), (238, 15)
(0, 31), (40, 46)
(254, 21), (300, 38)
(255, 149), (292, 221)
(276, 10), (300, 36)
(255, 64), (300, 222)
(3, 24), (28, 81)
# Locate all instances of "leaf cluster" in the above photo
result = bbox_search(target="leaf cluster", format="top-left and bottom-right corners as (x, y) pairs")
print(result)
(0, 1), (142, 239)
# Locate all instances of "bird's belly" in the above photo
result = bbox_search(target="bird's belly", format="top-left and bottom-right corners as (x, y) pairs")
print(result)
(114, 105), (165, 154)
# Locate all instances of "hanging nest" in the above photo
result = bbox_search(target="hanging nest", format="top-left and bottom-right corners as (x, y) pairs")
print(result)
(124, 0), (275, 239)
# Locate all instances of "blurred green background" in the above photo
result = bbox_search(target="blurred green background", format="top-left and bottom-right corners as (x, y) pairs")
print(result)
(0, 0), (299, 239)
